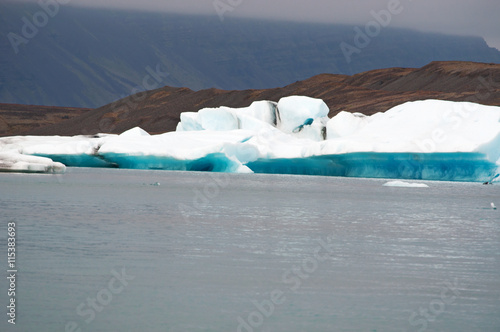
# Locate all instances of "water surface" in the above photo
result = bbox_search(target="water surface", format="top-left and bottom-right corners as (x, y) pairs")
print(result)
(1, 168), (499, 331)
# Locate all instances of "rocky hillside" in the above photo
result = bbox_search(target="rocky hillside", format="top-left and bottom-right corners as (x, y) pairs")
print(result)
(11, 61), (497, 137)
(0, 104), (90, 137)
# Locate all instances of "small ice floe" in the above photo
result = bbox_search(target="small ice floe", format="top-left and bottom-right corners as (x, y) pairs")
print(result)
(151, 182), (161, 186)
(492, 203), (497, 210)
(0, 152), (65, 174)
(383, 180), (429, 188)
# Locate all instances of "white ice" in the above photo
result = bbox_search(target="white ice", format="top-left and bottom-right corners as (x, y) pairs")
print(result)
(383, 181), (429, 188)
(1, 97), (499, 181)
(0, 151), (65, 173)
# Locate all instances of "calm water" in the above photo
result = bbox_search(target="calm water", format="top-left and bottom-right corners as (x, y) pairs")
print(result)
(0, 168), (499, 332)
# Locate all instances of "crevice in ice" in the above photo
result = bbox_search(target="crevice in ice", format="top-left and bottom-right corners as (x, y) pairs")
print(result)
(93, 144), (119, 168)
(293, 118), (315, 133)
(321, 126), (327, 140)
(273, 103), (281, 127)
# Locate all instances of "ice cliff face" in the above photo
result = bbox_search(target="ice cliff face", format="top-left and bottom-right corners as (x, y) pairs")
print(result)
(1, 96), (499, 182)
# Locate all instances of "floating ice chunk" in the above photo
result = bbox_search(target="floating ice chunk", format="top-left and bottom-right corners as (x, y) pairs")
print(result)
(177, 101), (278, 132)
(0, 152), (65, 173)
(277, 96), (329, 134)
(383, 181), (429, 188)
(11, 135), (113, 168)
(1, 98), (500, 181)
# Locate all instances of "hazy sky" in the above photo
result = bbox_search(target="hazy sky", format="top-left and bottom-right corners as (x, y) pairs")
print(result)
(21, 0), (500, 49)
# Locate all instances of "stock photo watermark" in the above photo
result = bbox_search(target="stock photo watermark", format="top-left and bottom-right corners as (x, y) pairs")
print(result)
(177, 172), (231, 222)
(390, 72), (500, 181)
(340, 0), (411, 64)
(213, 0), (244, 22)
(467, 75), (500, 104)
(236, 235), (334, 332)
(6, 221), (17, 325)
(7, 0), (72, 54)
(414, 74), (500, 153)
(65, 267), (135, 332)
(407, 278), (461, 332)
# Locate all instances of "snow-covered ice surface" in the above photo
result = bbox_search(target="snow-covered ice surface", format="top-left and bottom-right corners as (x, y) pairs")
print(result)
(1, 96), (499, 182)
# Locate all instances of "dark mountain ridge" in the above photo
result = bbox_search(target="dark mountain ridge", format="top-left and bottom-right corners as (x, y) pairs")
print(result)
(1, 2), (499, 108)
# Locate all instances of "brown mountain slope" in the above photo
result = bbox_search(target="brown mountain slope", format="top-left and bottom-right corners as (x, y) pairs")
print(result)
(346, 61), (500, 93)
(15, 61), (500, 136)
(0, 104), (91, 137)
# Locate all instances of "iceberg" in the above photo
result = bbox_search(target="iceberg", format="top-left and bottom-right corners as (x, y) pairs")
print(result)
(0, 97), (499, 182)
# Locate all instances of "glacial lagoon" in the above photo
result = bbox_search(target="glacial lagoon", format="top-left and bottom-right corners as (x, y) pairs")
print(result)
(1, 168), (499, 331)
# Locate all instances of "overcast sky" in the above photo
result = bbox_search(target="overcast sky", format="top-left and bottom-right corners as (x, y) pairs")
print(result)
(21, 0), (500, 49)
